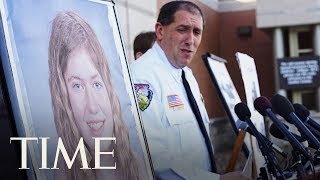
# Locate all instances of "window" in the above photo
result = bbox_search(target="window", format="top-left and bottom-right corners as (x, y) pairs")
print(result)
(288, 26), (316, 110)
(289, 26), (313, 57)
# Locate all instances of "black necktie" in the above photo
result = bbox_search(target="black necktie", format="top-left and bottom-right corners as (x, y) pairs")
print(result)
(181, 70), (217, 173)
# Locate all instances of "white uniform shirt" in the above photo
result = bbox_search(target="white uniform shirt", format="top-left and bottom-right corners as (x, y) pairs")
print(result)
(131, 43), (220, 180)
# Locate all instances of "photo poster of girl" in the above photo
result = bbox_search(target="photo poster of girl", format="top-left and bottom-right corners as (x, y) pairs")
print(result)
(0, 0), (153, 179)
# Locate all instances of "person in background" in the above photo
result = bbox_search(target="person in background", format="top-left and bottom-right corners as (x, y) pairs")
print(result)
(133, 31), (156, 60)
(131, 1), (250, 180)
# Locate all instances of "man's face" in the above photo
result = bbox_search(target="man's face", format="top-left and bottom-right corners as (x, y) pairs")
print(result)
(156, 10), (203, 69)
(64, 48), (114, 152)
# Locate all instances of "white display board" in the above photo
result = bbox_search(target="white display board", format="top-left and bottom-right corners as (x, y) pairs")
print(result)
(203, 53), (266, 177)
(236, 52), (266, 175)
(202, 53), (251, 156)
(0, 0), (153, 179)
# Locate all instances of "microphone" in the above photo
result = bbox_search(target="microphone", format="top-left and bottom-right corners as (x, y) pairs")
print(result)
(294, 103), (320, 134)
(271, 94), (320, 151)
(239, 122), (288, 158)
(254, 96), (313, 161)
(269, 123), (319, 150)
(235, 103), (268, 148)
(304, 123), (320, 140)
(235, 102), (286, 179)
(269, 123), (306, 142)
(293, 103), (320, 142)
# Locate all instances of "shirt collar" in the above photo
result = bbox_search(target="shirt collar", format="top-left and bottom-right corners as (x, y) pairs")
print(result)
(153, 42), (182, 82)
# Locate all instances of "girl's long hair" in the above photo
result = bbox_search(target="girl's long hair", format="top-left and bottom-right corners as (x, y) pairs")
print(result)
(48, 11), (141, 180)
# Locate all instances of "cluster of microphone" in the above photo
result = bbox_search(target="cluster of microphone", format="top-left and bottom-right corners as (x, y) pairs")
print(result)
(234, 94), (320, 180)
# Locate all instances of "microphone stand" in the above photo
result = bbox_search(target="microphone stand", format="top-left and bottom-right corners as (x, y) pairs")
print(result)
(261, 140), (286, 180)
(290, 150), (307, 180)
(246, 119), (286, 179)
(314, 151), (320, 166)
(258, 167), (269, 180)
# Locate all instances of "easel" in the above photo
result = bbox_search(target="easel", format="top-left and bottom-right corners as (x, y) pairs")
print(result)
(225, 130), (247, 173)
(225, 130), (257, 179)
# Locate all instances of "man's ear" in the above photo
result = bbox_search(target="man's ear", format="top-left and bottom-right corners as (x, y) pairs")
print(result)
(135, 52), (143, 60)
(155, 22), (163, 41)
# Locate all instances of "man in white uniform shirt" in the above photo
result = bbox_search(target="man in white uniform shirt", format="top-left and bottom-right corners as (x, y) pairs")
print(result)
(131, 1), (249, 180)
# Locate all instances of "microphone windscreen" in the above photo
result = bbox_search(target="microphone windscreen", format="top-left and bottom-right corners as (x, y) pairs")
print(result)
(269, 123), (305, 142)
(269, 123), (286, 139)
(254, 96), (271, 116)
(271, 94), (295, 118)
(235, 103), (251, 120)
(293, 103), (310, 122)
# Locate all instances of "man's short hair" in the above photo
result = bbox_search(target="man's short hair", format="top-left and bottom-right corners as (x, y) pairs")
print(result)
(133, 31), (156, 59)
(157, 1), (204, 26)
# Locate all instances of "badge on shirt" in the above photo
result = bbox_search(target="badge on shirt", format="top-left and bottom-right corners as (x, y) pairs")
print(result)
(134, 84), (153, 111)
(167, 94), (184, 109)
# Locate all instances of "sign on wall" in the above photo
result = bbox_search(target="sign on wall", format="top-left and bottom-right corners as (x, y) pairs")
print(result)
(278, 56), (320, 89)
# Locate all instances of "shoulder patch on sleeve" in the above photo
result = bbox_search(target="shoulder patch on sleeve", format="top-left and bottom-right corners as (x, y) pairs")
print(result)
(134, 84), (153, 111)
